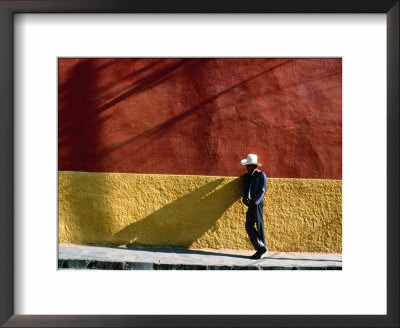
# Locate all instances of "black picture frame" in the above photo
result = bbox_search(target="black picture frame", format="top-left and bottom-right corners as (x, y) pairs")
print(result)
(0, 0), (398, 327)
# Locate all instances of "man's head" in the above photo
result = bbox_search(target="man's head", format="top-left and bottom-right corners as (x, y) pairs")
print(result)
(246, 164), (258, 173)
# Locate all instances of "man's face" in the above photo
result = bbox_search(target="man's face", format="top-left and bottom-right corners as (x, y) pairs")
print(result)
(246, 164), (257, 173)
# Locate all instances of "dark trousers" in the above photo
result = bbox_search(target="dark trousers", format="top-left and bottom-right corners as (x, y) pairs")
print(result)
(245, 202), (266, 251)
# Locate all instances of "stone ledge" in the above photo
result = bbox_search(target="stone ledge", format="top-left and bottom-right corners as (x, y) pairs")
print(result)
(58, 244), (342, 271)
(59, 259), (341, 270)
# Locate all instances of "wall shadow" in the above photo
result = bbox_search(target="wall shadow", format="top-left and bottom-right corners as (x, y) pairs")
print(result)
(59, 58), (103, 171)
(105, 60), (292, 157)
(111, 178), (242, 247)
(58, 59), (114, 244)
(58, 58), (195, 171)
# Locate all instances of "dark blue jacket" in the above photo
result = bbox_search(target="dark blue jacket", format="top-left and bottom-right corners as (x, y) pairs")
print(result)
(242, 169), (267, 206)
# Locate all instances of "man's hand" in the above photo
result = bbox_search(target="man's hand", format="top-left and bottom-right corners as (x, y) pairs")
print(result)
(248, 200), (256, 207)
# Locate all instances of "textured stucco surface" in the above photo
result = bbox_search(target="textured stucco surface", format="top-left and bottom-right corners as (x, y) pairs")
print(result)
(59, 171), (342, 252)
(58, 58), (342, 179)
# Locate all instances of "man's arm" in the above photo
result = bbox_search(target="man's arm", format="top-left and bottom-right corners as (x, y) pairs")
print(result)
(252, 172), (267, 205)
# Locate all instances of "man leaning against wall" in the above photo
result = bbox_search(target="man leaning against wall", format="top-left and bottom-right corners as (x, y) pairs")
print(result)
(241, 154), (268, 259)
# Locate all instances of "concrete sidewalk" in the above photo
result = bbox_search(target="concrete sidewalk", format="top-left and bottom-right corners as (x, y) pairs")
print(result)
(58, 245), (342, 270)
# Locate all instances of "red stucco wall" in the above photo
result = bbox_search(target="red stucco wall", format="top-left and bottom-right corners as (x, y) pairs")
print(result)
(58, 58), (342, 179)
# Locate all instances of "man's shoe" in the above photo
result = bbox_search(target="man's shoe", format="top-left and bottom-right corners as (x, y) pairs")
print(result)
(250, 246), (268, 260)
(250, 250), (261, 259)
(259, 246), (268, 257)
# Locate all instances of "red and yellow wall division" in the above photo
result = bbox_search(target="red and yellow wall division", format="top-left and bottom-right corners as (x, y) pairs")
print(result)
(58, 58), (342, 252)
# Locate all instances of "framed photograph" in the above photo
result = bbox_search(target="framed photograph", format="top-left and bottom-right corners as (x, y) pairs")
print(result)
(57, 56), (343, 271)
(1, 0), (398, 327)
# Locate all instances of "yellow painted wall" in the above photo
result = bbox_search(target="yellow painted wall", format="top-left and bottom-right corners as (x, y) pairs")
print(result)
(58, 171), (342, 252)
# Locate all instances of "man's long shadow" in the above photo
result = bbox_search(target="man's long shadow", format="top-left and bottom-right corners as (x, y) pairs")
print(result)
(111, 178), (242, 248)
(102, 245), (251, 260)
